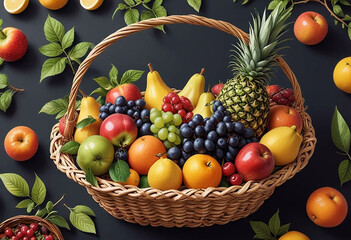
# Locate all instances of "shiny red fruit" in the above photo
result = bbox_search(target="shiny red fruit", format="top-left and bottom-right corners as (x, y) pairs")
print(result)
(0, 27), (28, 62)
(23, 237), (29, 240)
(174, 103), (183, 111)
(20, 225), (29, 234)
(11, 236), (19, 240)
(5, 228), (14, 237)
(163, 96), (170, 103)
(162, 103), (172, 112)
(171, 95), (180, 104)
(185, 111), (193, 121)
(229, 173), (243, 185)
(180, 96), (193, 112)
(45, 235), (53, 240)
(30, 237), (36, 240)
(29, 223), (38, 232)
(105, 83), (142, 104)
(26, 229), (34, 237)
(211, 83), (224, 97)
(266, 85), (281, 97)
(178, 109), (186, 119)
(222, 162), (235, 177)
(167, 92), (178, 99)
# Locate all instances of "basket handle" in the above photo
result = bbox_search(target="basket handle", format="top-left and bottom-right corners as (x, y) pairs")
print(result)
(63, 14), (304, 138)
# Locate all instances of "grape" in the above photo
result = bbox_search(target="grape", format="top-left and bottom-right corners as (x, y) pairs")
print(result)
(194, 138), (205, 152)
(99, 112), (108, 120)
(115, 148), (128, 161)
(136, 119), (143, 128)
(168, 125), (177, 133)
(154, 117), (165, 128)
(182, 150), (193, 160)
(238, 137), (247, 148)
(204, 121), (215, 132)
(158, 128), (168, 140)
(115, 106), (124, 113)
(225, 151), (235, 162)
(173, 114), (182, 126)
(150, 111), (161, 122)
(163, 140), (173, 149)
(150, 124), (159, 134)
(140, 123), (152, 136)
(192, 114), (204, 125)
(127, 109), (134, 117)
(251, 137), (259, 142)
(183, 141), (194, 153)
(115, 96), (127, 106)
(167, 132), (177, 142)
(216, 122), (227, 137)
(214, 148), (224, 160)
(204, 139), (216, 152)
(227, 146), (238, 156)
(213, 111), (224, 122)
(225, 122), (234, 133)
(224, 111), (231, 117)
(209, 116), (217, 125)
(217, 138), (227, 149)
(135, 99), (146, 109)
(243, 128), (254, 138)
(180, 127), (194, 138)
(167, 147), (181, 160)
(217, 106), (226, 113)
(105, 102), (113, 108)
(179, 158), (186, 169)
(233, 122), (244, 134)
(174, 135), (181, 145)
(127, 100), (135, 108)
(100, 105), (109, 113)
(180, 123), (189, 129)
(223, 116), (231, 123)
(150, 108), (158, 114)
(228, 136), (239, 147)
(194, 125), (205, 138)
(109, 105), (116, 114)
(163, 111), (173, 123)
(133, 111), (140, 119)
(207, 130), (218, 142)
(188, 121), (196, 129)
(141, 109), (150, 120)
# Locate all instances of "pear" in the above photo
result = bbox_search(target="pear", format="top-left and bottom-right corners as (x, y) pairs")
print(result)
(178, 68), (205, 108)
(260, 126), (303, 166)
(147, 158), (182, 190)
(192, 92), (215, 118)
(74, 96), (102, 144)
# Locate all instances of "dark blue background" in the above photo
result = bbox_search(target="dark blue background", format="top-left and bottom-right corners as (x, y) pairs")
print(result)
(0, 0), (350, 239)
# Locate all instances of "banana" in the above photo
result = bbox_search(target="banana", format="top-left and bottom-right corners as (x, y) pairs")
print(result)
(178, 68), (205, 108)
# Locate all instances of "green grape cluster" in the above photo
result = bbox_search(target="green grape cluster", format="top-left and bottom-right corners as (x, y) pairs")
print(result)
(149, 108), (182, 149)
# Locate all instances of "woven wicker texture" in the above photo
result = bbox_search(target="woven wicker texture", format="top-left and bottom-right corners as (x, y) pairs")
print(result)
(0, 215), (64, 239)
(49, 15), (317, 227)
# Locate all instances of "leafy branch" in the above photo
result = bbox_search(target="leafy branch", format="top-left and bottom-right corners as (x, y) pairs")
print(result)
(331, 106), (351, 186)
(0, 173), (96, 234)
(39, 95), (81, 119)
(39, 15), (93, 82)
(0, 73), (24, 112)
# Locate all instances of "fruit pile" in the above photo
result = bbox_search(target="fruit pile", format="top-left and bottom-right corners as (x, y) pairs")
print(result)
(0, 222), (55, 240)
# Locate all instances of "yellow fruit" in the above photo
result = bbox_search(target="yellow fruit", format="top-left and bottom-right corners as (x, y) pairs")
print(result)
(80, 0), (103, 10)
(333, 57), (351, 93)
(192, 92), (215, 118)
(74, 96), (102, 144)
(39, 0), (68, 10)
(120, 169), (140, 186)
(178, 68), (205, 108)
(279, 231), (310, 240)
(260, 126), (302, 166)
(144, 63), (172, 110)
(4, 0), (29, 14)
(148, 157), (182, 190)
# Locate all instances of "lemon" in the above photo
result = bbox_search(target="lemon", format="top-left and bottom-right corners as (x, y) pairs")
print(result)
(39, 0), (68, 10)
(279, 231), (310, 240)
(147, 158), (182, 190)
(80, 0), (104, 10)
(4, 0), (29, 14)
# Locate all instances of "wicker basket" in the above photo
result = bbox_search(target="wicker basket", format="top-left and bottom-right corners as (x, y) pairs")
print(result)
(49, 15), (317, 227)
(0, 215), (64, 239)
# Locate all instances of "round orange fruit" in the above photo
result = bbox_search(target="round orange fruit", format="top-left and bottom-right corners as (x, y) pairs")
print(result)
(306, 186), (348, 228)
(182, 154), (222, 189)
(39, 0), (68, 10)
(333, 57), (351, 93)
(148, 157), (182, 190)
(120, 168), (140, 187)
(128, 136), (166, 175)
(279, 231), (310, 240)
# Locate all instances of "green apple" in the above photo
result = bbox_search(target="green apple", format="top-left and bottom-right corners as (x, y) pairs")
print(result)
(76, 135), (114, 176)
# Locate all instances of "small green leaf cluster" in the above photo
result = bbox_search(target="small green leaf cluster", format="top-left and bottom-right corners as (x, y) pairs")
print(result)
(39, 95), (81, 119)
(250, 209), (290, 240)
(0, 74), (24, 112)
(233, 0), (251, 5)
(331, 106), (351, 186)
(39, 15), (93, 82)
(0, 173), (96, 234)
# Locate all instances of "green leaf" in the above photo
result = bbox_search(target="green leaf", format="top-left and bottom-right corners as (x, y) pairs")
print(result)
(93, 76), (113, 90)
(69, 42), (91, 59)
(333, 5), (344, 17)
(46, 201), (54, 213)
(61, 27), (75, 50)
(277, 223), (290, 236)
(242, 0), (250, 4)
(338, 159), (351, 185)
(144, 0), (151, 3)
(124, 0), (135, 5)
(153, 6), (167, 17)
(109, 160), (130, 182)
(31, 174), (47, 205)
(219, 177), (230, 187)
(109, 64), (119, 86)
(141, 10), (155, 21)
(69, 211), (96, 234)
(85, 168), (98, 187)
(47, 215), (70, 230)
(124, 9), (140, 25)
(343, 14), (351, 21)
(44, 15), (65, 43)
(153, 0), (163, 8)
(40, 57), (67, 82)
(16, 199), (34, 209)
(0, 90), (14, 112)
(61, 141), (80, 154)
(0, 19), (2, 28)
(0, 74), (9, 89)
(120, 70), (144, 84)
(138, 175), (149, 188)
(268, 0), (280, 10)
(268, 209), (280, 236)
(331, 106), (350, 153)
(187, 0), (201, 12)
(90, 87), (108, 97)
(76, 116), (96, 129)
(27, 202), (35, 213)
(0, 57), (3, 65)
(39, 43), (63, 57)
(250, 221), (272, 239)
(112, 3), (128, 19)
(96, 96), (105, 105)
(73, 205), (96, 217)
(348, 23), (351, 40)
(39, 97), (68, 117)
(35, 208), (48, 218)
(340, 0), (351, 6)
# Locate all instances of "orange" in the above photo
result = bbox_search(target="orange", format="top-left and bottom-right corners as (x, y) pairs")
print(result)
(120, 169), (140, 187)
(306, 186), (348, 227)
(38, 0), (68, 10)
(4, 0), (29, 14)
(80, 0), (104, 10)
(148, 158), (182, 190)
(279, 231), (310, 240)
(333, 57), (351, 93)
(128, 136), (166, 175)
(182, 154), (222, 189)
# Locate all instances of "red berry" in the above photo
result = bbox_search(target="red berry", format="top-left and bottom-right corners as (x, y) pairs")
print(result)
(171, 95), (180, 104)
(162, 103), (172, 112)
(16, 231), (24, 239)
(20, 225), (29, 234)
(185, 111), (193, 121)
(162, 96), (170, 103)
(5, 228), (14, 237)
(0, 234), (6, 238)
(45, 235), (53, 240)
(40, 227), (48, 235)
(170, 105), (177, 114)
(167, 92), (178, 99)
(277, 98), (289, 105)
(271, 92), (282, 102)
(30, 237), (36, 240)
(266, 85), (281, 96)
(222, 162), (235, 177)
(229, 173), (243, 185)
(180, 96), (194, 111)
(23, 237), (29, 240)
(29, 223), (38, 232)
(178, 109), (186, 119)
(174, 103), (183, 111)
(11, 236), (19, 240)
(26, 229), (34, 237)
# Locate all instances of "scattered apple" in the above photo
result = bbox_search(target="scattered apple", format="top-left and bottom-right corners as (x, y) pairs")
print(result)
(99, 113), (138, 147)
(105, 83), (142, 104)
(0, 22), (27, 62)
(235, 142), (274, 181)
(76, 135), (114, 175)
(294, 11), (328, 45)
(59, 115), (66, 136)
(4, 126), (38, 161)
(268, 105), (303, 133)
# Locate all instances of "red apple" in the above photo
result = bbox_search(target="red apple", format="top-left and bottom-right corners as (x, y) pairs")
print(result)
(268, 105), (303, 133)
(105, 83), (142, 104)
(211, 83), (224, 97)
(100, 113), (138, 147)
(59, 115), (66, 136)
(294, 11), (328, 45)
(235, 142), (274, 181)
(0, 27), (28, 62)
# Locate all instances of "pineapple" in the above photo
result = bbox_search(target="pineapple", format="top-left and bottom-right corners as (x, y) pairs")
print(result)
(218, 5), (291, 137)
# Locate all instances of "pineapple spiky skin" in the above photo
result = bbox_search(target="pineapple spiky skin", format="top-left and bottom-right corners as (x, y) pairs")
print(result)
(218, 77), (270, 137)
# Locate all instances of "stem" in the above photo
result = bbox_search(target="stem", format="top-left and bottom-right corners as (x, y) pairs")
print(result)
(63, 49), (76, 74)
(148, 63), (154, 72)
(0, 29), (6, 39)
(8, 84), (24, 92)
(79, 89), (87, 98)
(53, 194), (66, 207)
(200, 68), (205, 75)
(63, 203), (72, 211)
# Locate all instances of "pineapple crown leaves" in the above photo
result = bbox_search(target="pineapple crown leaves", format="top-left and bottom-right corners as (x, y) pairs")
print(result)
(229, 4), (292, 85)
